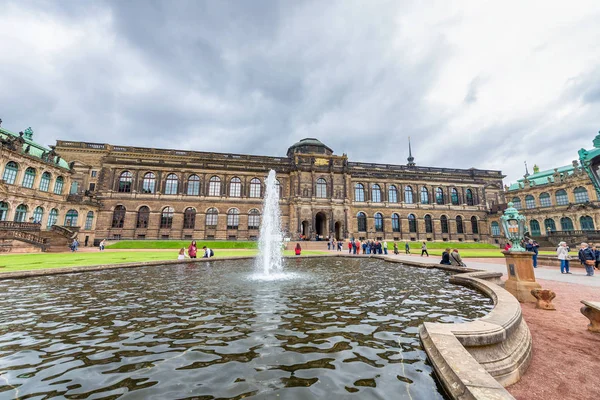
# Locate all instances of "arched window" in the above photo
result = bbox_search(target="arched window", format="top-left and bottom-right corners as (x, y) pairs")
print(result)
(574, 187), (589, 203)
(404, 186), (414, 203)
(525, 195), (536, 209)
(451, 188), (459, 205)
(372, 184), (382, 202)
(47, 209), (58, 229)
(111, 206), (126, 228)
(165, 174), (178, 195)
(391, 213), (400, 232)
(555, 190), (568, 206)
(355, 184), (365, 202)
(85, 211), (94, 230)
(227, 208), (240, 229)
(316, 178), (327, 198)
(142, 172), (156, 193)
(249, 178), (261, 198)
(160, 207), (174, 229)
(136, 206), (150, 229)
(209, 176), (221, 197)
(408, 214), (417, 233)
(420, 187), (429, 204)
(471, 216), (479, 234)
(2, 162), (18, 184)
(0, 202), (8, 221)
(183, 207), (196, 229)
(436, 187), (445, 205)
(456, 216), (464, 234)
(53, 176), (64, 195)
(357, 212), (367, 231)
(425, 215), (433, 233)
(39, 172), (51, 192)
(440, 215), (449, 234)
(64, 209), (78, 227)
(229, 177), (241, 197)
(580, 216), (595, 231)
(374, 213), (383, 232)
(466, 189), (474, 206)
(275, 179), (282, 198)
(539, 192), (551, 207)
(491, 221), (500, 236)
(544, 218), (556, 233)
(118, 171), (132, 193)
(33, 206), (44, 224)
(388, 185), (398, 203)
(248, 209), (260, 230)
(22, 167), (36, 188)
(187, 174), (200, 196)
(530, 220), (541, 236)
(560, 217), (574, 231)
(206, 208), (218, 228)
(512, 197), (522, 210)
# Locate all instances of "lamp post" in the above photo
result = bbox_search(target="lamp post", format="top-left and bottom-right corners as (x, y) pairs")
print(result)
(500, 202), (527, 251)
(578, 132), (600, 198)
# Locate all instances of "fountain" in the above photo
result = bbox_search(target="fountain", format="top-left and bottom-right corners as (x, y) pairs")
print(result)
(255, 170), (284, 277)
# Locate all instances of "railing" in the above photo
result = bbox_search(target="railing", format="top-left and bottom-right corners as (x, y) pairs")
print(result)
(51, 225), (79, 239)
(548, 230), (600, 236)
(0, 221), (41, 232)
(0, 230), (47, 250)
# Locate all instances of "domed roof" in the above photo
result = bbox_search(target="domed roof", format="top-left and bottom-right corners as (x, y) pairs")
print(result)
(287, 138), (333, 157)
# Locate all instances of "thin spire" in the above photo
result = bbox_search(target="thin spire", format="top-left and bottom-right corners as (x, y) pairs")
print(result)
(407, 136), (415, 167)
(524, 161), (530, 177)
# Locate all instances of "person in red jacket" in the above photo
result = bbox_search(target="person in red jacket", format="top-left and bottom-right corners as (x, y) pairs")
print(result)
(503, 242), (512, 251)
(295, 243), (302, 256)
(188, 240), (198, 259)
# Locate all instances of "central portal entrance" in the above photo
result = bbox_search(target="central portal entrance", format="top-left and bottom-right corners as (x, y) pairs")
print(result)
(334, 221), (342, 240)
(315, 212), (327, 239)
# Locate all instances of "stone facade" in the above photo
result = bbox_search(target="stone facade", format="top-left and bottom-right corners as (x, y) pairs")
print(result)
(55, 138), (504, 244)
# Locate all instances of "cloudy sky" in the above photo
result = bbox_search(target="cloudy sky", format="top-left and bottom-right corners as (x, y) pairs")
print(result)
(1, 0), (600, 184)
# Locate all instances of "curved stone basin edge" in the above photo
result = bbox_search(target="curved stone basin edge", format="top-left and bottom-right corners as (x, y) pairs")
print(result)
(0, 254), (530, 400)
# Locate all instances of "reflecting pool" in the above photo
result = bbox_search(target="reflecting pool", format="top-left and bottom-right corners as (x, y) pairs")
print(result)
(0, 258), (493, 399)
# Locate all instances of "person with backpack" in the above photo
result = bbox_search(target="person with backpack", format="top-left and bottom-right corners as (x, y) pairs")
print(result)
(202, 246), (214, 258)
(578, 242), (595, 276)
(525, 239), (540, 268)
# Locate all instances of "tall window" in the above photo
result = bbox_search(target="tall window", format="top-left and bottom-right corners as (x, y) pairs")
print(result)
(491, 221), (500, 236)
(187, 175), (200, 196)
(374, 213), (383, 232)
(404, 186), (413, 203)
(440, 215), (449, 233)
(525, 195), (536, 209)
(512, 197), (522, 210)
(206, 208), (218, 228)
(372, 184), (382, 202)
(248, 209), (260, 229)
(560, 217), (574, 231)
(436, 187), (444, 205)
(471, 216), (479, 234)
(580, 216), (595, 231)
(275, 179), (282, 198)
(165, 174), (178, 195)
(574, 187), (589, 203)
(420, 187), (429, 204)
(229, 177), (241, 197)
(425, 215), (433, 233)
(544, 218), (556, 233)
(14, 205), (27, 223)
(22, 167), (36, 188)
(85, 211), (94, 230)
(3, 162), (18, 184)
(118, 171), (132, 193)
(33, 207), (44, 224)
(112, 206), (126, 228)
(160, 207), (174, 229)
(183, 207), (196, 229)
(137, 206), (150, 228)
(530, 220), (541, 236)
(209, 176), (221, 196)
(466, 189), (474, 206)
(451, 188), (459, 205)
(392, 213), (400, 232)
(408, 214), (417, 233)
(249, 178), (261, 198)
(539, 192), (551, 207)
(355, 184), (365, 202)
(456, 216), (464, 234)
(64, 209), (78, 227)
(47, 209), (58, 228)
(227, 208), (240, 229)
(388, 185), (398, 203)
(142, 172), (156, 193)
(357, 212), (367, 231)
(53, 176), (64, 194)
(0, 202), (8, 221)
(39, 172), (51, 192)
(316, 178), (327, 198)
(555, 190), (568, 206)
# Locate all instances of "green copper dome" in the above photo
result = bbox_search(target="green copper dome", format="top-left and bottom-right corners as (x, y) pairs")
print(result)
(287, 138), (333, 157)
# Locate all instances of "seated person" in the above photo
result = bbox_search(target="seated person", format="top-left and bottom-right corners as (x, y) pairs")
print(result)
(202, 246), (214, 258)
(440, 248), (451, 265)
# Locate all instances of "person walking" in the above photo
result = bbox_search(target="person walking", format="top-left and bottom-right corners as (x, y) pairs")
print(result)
(295, 243), (302, 256)
(383, 241), (388, 255)
(420, 242), (429, 257)
(347, 240), (352, 254)
(556, 241), (571, 274)
(393, 242), (399, 255)
(440, 248), (451, 265)
(405, 242), (410, 254)
(525, 239), (539, 268)
(99, 239), (106, 251)
(327, 241), (331, 250)
(188, 240), (198, 259)
(578, 242), (595, 276)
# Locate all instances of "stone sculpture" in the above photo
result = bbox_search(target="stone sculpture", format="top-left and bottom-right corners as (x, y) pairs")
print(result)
(530, 289), (556, 310)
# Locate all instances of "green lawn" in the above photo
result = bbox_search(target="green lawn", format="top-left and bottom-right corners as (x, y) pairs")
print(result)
(0, 250), (327, 273)
(107, 240), (258, 249)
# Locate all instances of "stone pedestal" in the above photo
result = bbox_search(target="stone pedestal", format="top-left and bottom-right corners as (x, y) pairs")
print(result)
(502, 251), (541, 303)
